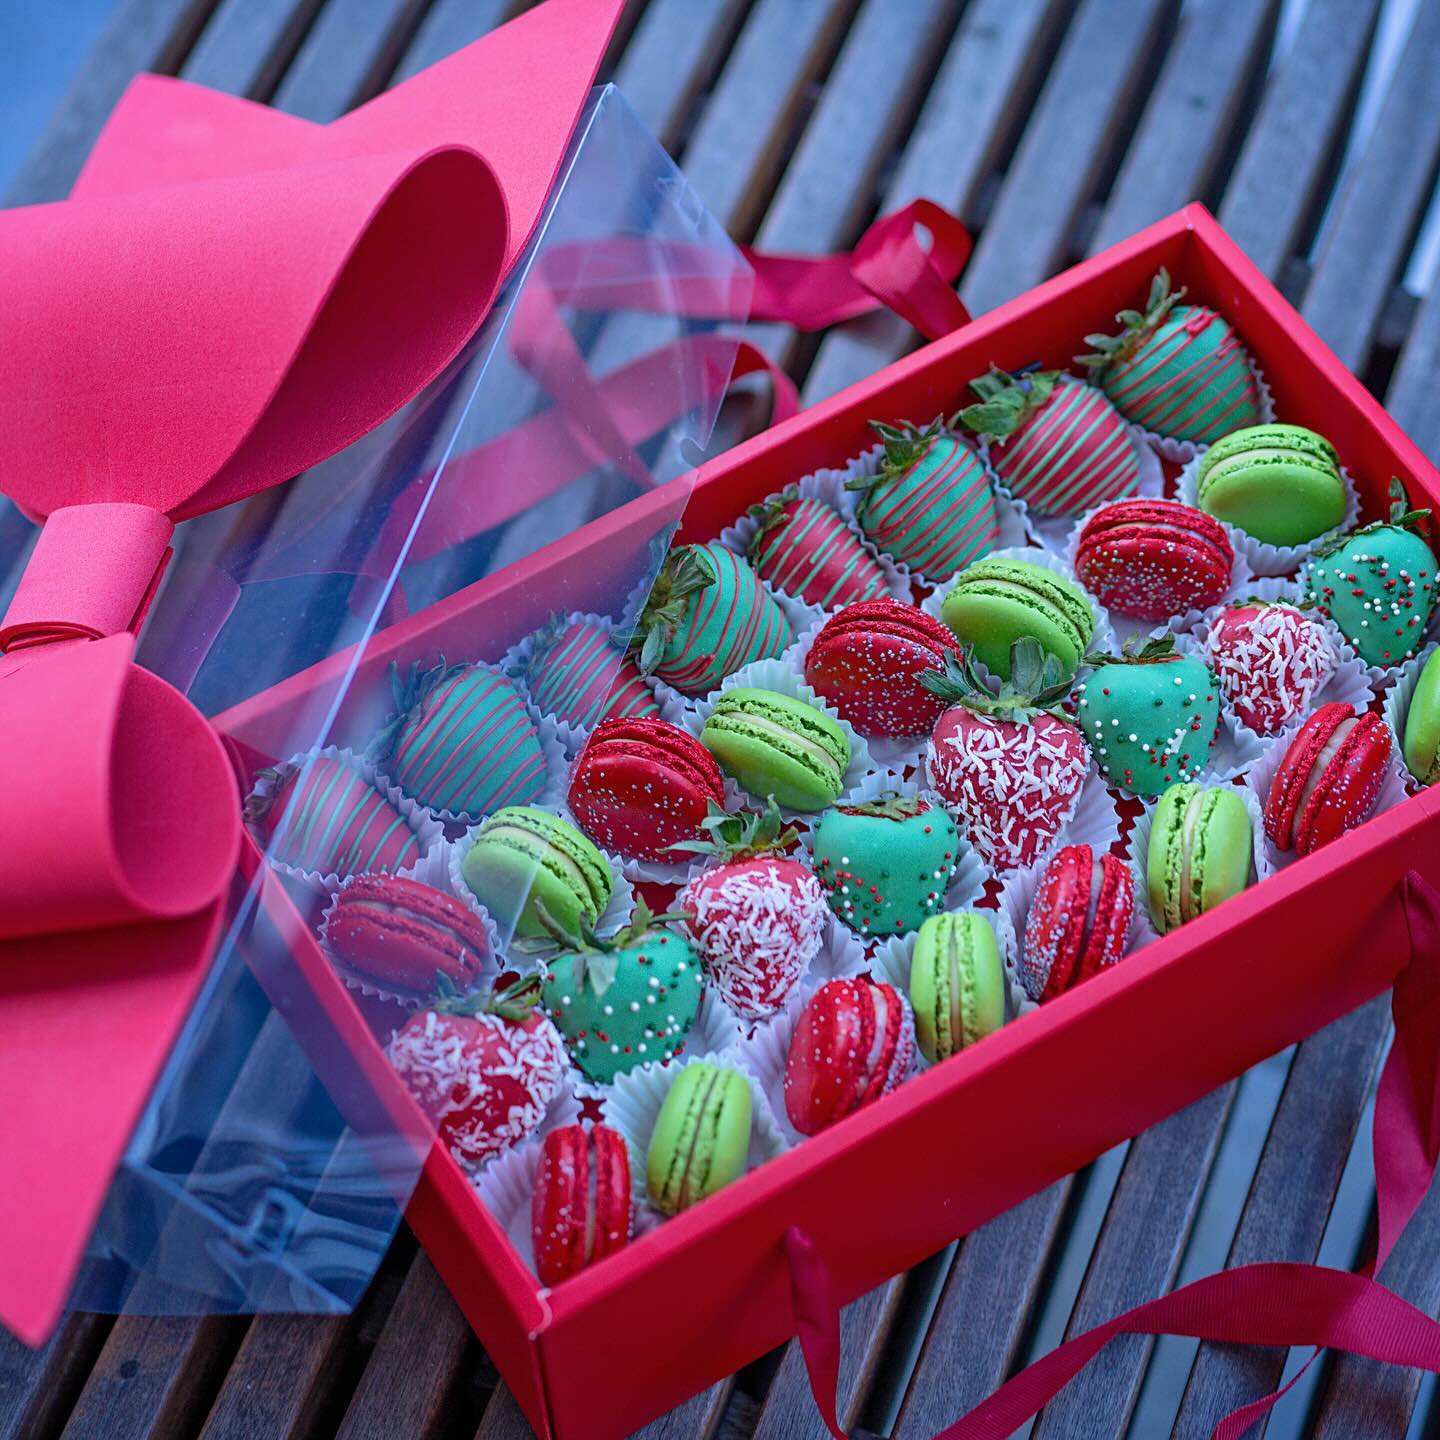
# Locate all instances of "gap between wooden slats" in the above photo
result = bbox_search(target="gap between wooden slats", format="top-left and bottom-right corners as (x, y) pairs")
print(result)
(180, 0), (329, 100)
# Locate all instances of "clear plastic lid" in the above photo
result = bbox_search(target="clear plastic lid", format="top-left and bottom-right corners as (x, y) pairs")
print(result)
(62, 85), (752, 1316)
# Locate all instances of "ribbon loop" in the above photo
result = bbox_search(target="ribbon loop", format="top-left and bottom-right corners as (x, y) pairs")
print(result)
(0, 503), (173, 653)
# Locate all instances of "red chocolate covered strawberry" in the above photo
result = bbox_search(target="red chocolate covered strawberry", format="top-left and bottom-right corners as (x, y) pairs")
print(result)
(1263, 702), (1391, 856)
(1204, 600), (1338, 734)
(745, 488), (890, 608)
(1022, 844), (1133, 1002)
(386, 973), (567, 1168)
(326, 875), (491, 997)
(670, 799), (828, 1021)
(531, 1122), (631, 1287)
(803, 596), (961, 739)
(923, 639), (1089, 870)
(1074, 498), (1235, 621)
(568, 717), (726, 862)
(783, 976), (915, 1136)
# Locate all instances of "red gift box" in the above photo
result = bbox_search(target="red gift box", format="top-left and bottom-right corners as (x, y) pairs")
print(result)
(208, 203), (1440, 1440)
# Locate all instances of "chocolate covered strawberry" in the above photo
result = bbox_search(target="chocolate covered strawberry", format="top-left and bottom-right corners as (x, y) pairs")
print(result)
(745, 488), (889, 608)
(386, 973), (567, 1168)
(961, 367), (1140, 517)
(670, 799), (828, 1020)
(923, 638), (1089, 870)
(1204, 599), (1338, 733)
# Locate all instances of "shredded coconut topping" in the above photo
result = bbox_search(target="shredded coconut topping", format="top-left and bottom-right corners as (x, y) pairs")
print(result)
(1205, 605), (1337, 733)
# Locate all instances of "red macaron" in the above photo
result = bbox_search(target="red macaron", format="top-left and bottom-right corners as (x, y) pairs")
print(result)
(1263, 702), (1391, 856)
(1022, 844), (1134, 1002)
(1074, 498), (1234, 621)
(802, 597), (961, 738)
(531, 1122), (631, 1287)
(325, 874), (492, 996)
(568, 717), (726, 861)
(783, 977), (915, 1135)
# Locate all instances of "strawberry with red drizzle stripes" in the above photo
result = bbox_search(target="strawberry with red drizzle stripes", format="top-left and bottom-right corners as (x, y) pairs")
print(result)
(669, 799), (828, 1021)
(923, 638), (1090, 870)
(386, 972), (568, 1168)
(745, 487), (891, 608)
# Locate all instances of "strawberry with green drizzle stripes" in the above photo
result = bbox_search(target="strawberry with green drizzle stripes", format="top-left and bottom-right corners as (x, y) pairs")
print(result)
(670, 799), (828, 1020)
(370, 659), (547, 817)
(848, 416), (999, 580)
(1078, 268), (1262, 446)
(1075, 635), (1221, 796)
(246, 753), (421, 879)
(518, 615), (662, 730)
(745, 488), (890, 607)
(630, 542), (793, 696)
(961, 367), (1140, 517)
(923, 638), (1089, 870)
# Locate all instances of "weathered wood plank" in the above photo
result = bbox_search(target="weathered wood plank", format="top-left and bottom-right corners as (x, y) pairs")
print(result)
(678, 0), (862, 237)
(1385, 257), (1440, 466)
(751, 1278), (906, 1438)
(271, 0), (427, 120)
(626, 1378), (735, 1440)
(1031, 1087), (1234, 1439)
(958, 0), (1180, 316)
(801, 0), (1073, 403)
(1300, 0), (1440, 372)
(391, 0), (521, 83)
(0, 1315), (113, 1440)
(181, 0), (325, 97)
(1088, 0), (1281, 256)
(3, 0), (218, 206)
(1217, 0), (1383, 284)
(1171, 996), (1392, 1438)
(890, 1183), (1072, 1438)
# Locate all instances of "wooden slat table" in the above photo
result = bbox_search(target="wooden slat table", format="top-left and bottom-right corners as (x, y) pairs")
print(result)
(5, 1), (1440, 1437)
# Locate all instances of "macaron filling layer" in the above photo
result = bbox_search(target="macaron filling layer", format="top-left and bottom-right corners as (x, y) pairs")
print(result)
(704, 706), (847, 783)
(471, 820), (605, 909)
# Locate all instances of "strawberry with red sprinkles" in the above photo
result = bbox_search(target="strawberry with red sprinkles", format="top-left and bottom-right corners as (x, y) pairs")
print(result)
(1204, 600), (1338, 734)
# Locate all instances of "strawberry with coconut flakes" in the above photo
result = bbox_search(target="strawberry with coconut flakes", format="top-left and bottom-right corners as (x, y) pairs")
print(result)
(387, 973), (568, 1169)
(670, 799), (828, 1021)
(923, 639), (1089, 871)
(1205, 600), (1338, 734)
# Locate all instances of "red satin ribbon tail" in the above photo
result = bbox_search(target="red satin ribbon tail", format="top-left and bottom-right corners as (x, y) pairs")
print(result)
(786, 1227), (849, 1440)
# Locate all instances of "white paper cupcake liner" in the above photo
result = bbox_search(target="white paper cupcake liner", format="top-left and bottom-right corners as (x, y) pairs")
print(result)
(600, 1050), (789, 1214)
(716, 465), (915, 606)
(1384, 642), (1440, 794)
(1060, 493), (1257, 647)
(500, 609), (690, 756)
(1128, 353), (1276, 467)
(988, 416), (1166, 558)
(1243, 713), (1412, 875)
(445, 824), (635, 958)
(1125, 783), (1271, 955)
(246, 745), (445, 895)
(319, 846), (505, 1009)
(1187, 590), (1375, 751)
(1177, 452), (1360, 579)
(471, 1137), (545, 1277)
(678, 656), (875, 819)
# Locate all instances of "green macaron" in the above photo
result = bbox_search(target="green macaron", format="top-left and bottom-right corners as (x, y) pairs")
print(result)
(1146, 783), (1252, 933)
(1194, 424), (1347, 547)
(700, 688), (851, 811)
(908, 912), (1006, 1063)
(1402, 649), (1440, 784)
(941, 557), (1096, 680)
(461, 806), (614, 940)
(646, 1061), (753, 1215)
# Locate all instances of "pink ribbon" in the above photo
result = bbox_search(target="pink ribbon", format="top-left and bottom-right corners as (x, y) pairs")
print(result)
(788, 870), (1440, 1440)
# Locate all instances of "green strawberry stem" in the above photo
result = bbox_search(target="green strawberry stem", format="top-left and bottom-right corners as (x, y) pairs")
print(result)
(366, 656), (460, 766)
(744, 486), (803, 552)
(1313, 476), (1432, 558)
(920, 638), (1072, 719)
(1081, 633), (1178, 668)
(1076, 268), (1186, 370)
(627, 546), (715, 674)
(841, 792), (927, 822)
(848, 414), (957, 494)
(431, 969), (543, 1021)
(665, 796), (800, 861)
(959, 367), (1060, 440)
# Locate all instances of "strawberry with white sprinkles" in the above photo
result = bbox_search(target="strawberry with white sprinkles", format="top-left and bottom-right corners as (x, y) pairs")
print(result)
(1204, 600), (1338, 734)
(923, 638), (1089, 870)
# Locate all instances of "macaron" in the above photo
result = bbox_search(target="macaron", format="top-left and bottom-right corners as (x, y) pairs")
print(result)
(646, 1062), (753, 1215)
(1263, 702), (1392, 855)
(1145, 783), (1252, 933)
(325, 875), (492, 996)
(783, 977), (915, 1135)
(1022, 844), (1134, 1002)
(940, 557), (1095, 681)
(700, 688), (850, 811)
(1074, 498), (1235, 621)
(1402, 649), (1440, 784)
(531, 1123), (631, 1287)
(908, 912), (1006, 1063)
(568, 717), (726, 861)
(1193, 424), (1347, 547)
(802, 597), (961, 738)
(461, 806), (614, 940)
